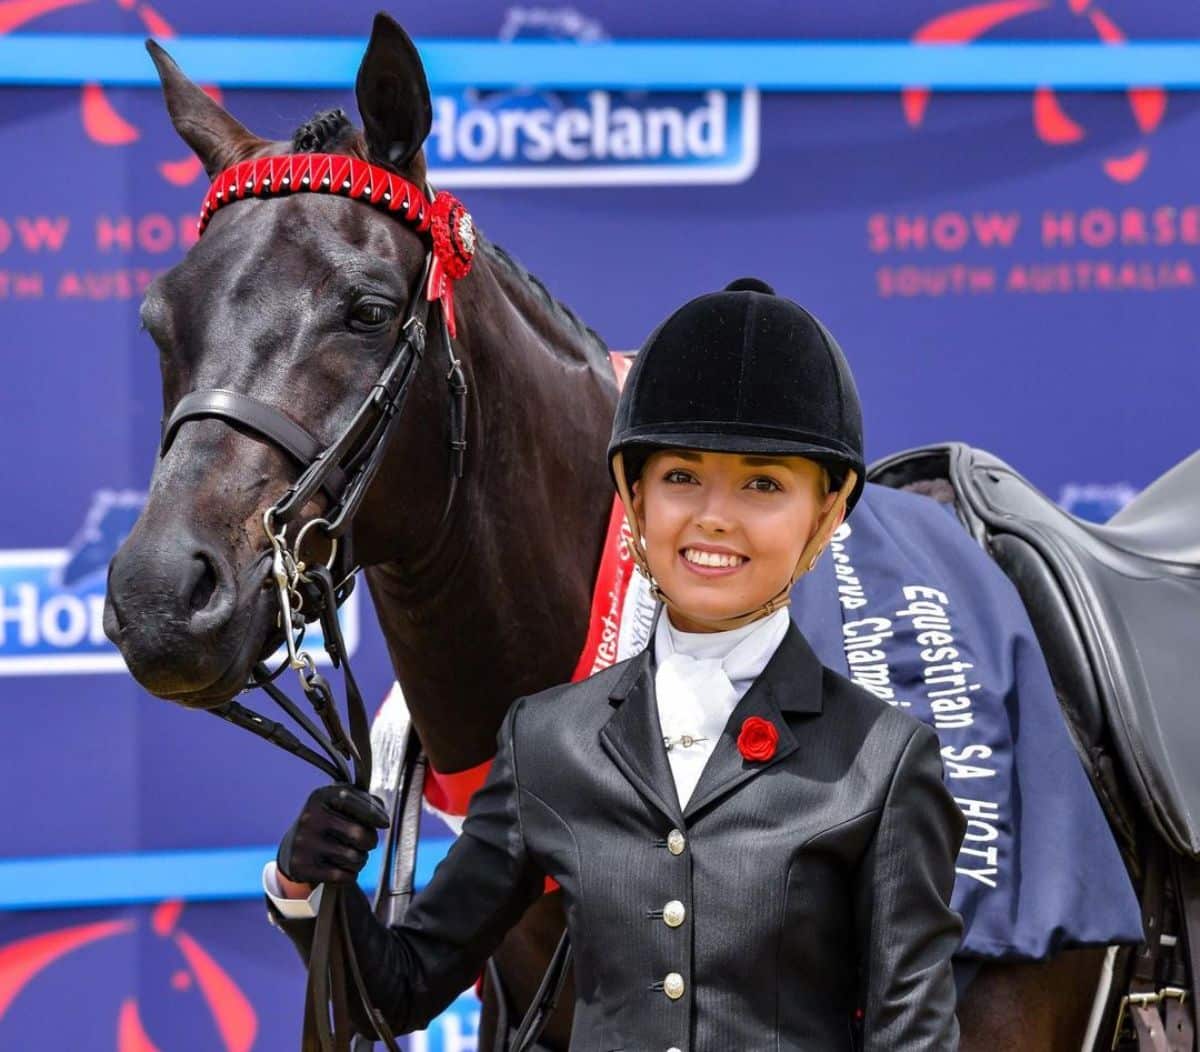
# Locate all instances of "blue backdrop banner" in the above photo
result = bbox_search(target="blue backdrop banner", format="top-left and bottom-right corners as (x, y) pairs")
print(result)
(1, 0), (1194, 1048)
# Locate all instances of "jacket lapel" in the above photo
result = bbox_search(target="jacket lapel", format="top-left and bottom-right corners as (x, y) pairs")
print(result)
(599, 649), (684, 825)
(682, 622), (823, 820)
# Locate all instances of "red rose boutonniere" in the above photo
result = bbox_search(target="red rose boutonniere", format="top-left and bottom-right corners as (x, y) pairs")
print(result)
(737, 716), (778, 762)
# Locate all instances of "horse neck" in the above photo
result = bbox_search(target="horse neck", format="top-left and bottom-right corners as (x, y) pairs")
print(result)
(366, 245), (618, 772)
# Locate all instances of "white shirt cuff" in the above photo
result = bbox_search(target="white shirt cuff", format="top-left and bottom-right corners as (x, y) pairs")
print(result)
(262, 860), (324, 919)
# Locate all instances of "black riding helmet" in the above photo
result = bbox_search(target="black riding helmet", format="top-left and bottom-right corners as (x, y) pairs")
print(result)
(608, 277), (866, 513)
(607, 277), (866, 627)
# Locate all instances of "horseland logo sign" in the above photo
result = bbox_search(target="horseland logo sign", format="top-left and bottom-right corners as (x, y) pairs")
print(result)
(427, 89), (759, 187)
(0, 491), (358, 676)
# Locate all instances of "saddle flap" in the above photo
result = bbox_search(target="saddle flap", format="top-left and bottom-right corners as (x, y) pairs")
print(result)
(870, 443), (1200, 860)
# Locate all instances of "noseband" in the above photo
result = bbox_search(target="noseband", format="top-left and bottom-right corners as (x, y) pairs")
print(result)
(159, 153), (478, 1052)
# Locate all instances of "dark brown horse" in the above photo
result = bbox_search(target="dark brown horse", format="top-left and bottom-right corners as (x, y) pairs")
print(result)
(104, 14), (1108, 1050)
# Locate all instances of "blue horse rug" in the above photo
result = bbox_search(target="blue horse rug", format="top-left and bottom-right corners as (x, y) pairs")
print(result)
(789, 482), (1143, 966)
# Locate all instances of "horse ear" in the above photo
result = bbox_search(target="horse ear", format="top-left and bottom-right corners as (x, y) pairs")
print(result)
(146, 40), (268, 178)
(355, 13), (433, 171)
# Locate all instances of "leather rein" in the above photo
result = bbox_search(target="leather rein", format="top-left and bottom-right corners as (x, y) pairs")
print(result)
(158, 153), (475, 1052)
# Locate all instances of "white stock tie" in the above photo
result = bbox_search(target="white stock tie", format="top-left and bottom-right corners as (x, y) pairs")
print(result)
(651, 606), (791, 809)
(655, 650), (739, 808)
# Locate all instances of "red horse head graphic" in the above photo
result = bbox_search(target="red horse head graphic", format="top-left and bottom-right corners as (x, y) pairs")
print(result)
(0, 900), (257, 1050)
(0, 0), (219, 185)
(904, 0), (1166, 182)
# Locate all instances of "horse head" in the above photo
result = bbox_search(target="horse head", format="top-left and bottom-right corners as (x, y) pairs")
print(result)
(104, 15), (460, 707)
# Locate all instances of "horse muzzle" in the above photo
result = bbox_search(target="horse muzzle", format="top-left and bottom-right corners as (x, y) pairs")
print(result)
(103, 522), (274, 706)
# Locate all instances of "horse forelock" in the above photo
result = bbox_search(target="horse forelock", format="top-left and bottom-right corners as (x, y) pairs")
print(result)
(291, 109), (364, 157)
(283, 109), (430, 188)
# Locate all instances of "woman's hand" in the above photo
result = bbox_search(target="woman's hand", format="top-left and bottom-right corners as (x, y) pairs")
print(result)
(277, 784), (391, 889)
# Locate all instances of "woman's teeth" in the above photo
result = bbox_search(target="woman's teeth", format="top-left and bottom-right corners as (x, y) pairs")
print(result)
(683, 548), (745, 568)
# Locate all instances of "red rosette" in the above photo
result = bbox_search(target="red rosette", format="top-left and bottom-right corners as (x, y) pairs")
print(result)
(425, 190), (476, 338)
(428, 190), (476, 281)
(737, 716), (779, 762)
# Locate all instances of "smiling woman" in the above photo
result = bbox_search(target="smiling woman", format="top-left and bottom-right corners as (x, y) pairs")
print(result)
(631, 449), (834, 632)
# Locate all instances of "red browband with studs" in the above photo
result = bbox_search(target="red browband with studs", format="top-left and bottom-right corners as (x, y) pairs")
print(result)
(197, 153), (476, 336)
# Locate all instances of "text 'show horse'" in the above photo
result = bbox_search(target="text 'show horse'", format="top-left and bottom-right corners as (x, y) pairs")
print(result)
(104, 12), (1183, 1052)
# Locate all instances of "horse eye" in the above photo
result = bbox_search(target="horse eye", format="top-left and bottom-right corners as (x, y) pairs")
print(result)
(349, 300), (396, 329)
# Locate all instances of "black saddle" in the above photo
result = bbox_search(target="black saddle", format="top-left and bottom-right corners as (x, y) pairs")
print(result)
(869, 444), (1200, 863)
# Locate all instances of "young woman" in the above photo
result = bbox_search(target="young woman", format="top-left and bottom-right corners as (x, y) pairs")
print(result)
(265, 278), (967, 1050)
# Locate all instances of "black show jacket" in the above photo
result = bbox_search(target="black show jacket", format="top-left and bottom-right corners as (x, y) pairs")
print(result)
(272, 623), (967, 1051)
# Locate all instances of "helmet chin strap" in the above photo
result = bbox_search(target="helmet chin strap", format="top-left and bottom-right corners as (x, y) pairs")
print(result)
(612, 453), (858, 632)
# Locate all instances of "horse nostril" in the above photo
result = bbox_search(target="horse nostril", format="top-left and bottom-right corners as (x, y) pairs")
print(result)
(188, 553), (219, 613)
(103, 560), (126, 633)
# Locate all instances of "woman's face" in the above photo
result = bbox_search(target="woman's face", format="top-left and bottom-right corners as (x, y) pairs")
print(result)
(632, 449), (838, 633)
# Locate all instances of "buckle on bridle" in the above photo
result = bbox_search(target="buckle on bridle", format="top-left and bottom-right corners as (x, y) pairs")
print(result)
(403, 315), (426, 353)
(294, 517), (338, 578)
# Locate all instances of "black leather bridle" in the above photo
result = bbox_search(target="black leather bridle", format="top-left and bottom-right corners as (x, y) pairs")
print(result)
(156, 154), (476, 1052)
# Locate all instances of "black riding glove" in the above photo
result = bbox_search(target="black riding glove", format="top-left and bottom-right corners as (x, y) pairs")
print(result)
(277, 784), (391, 886)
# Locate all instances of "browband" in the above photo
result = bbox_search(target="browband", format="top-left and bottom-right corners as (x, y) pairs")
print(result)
(197, 153), (476, 336)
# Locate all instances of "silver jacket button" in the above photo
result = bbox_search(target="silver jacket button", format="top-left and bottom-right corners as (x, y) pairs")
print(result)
(667, 829), (686, 855)
(663, 972), (685, 1000)
(667, 1047), (683, 1052)
(662, 900), (686, 928)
